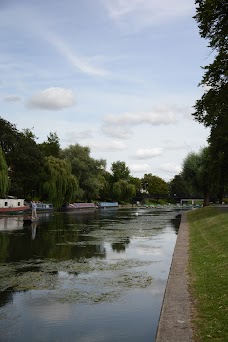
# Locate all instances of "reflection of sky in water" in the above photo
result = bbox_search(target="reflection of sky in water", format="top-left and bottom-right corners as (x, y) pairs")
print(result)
(0, 209), (180, 342)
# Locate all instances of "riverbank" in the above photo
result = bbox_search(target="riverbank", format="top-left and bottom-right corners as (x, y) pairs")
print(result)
(156, 206), (228, 342)
(155, 212), (193, 342)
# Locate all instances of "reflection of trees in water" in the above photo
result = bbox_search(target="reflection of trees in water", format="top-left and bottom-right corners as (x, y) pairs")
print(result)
(0, 288), (14, 308)
(111, 237), (130, 253)
(0, 210), (181, 264)
(170, 218), (181, 234)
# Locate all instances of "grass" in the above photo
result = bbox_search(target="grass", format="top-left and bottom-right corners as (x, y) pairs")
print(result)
(187, 206), (228, 342)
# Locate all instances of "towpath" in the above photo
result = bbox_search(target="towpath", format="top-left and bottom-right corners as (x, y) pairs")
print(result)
(155, 212), (193, 342)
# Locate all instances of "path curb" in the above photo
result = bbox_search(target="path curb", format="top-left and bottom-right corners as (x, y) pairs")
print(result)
(155, 212), (193, 342)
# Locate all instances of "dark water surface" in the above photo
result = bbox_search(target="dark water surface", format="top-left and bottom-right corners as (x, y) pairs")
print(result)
(0, 208), (180, 341)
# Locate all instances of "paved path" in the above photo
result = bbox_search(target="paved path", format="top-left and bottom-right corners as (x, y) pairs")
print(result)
(155, 213), (193, 342)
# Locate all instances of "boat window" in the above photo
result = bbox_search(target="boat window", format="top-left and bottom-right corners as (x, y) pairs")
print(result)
(5, 202), (8, 206)
(18, 202), (20, 206)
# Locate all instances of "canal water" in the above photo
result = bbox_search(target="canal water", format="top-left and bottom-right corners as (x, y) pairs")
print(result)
(0, 207), (180, 342)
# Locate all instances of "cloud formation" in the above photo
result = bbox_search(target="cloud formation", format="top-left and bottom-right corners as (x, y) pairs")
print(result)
(103, 109), (177, 126)
(134, 148), (163, 159)
(102, 0), (193, 30)
(159, 163), (182, 174)
(101, 107), (177, 138)
(90, 140), (127, 152)
(129, 163), (151, 174)
(27, 87), (76, 111)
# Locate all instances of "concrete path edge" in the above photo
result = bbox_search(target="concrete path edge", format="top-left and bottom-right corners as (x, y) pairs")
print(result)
(155, 212), (193, 342)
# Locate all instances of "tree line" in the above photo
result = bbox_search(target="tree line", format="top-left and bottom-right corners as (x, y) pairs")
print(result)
(0, 117), (169, 205)
(0, 2), (227, 207)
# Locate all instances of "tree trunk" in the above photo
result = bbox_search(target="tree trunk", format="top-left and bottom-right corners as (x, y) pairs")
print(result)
(203, 191), (210, 207)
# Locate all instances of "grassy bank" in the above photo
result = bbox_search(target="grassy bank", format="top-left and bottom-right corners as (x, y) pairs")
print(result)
(187, 207), (228, 342)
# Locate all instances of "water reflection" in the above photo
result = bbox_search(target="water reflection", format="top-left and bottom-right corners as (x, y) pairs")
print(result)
(0, 208), (180, 342)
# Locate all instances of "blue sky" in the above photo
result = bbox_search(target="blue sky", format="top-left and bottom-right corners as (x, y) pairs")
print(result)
(0, 0), (210, 181)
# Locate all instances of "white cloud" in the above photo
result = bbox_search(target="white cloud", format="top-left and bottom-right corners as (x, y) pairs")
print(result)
(44, 31), (109, 77)
(27, 87), (76, 111)
(103, 109), (177, 127)
(134, 148), (163, 159)
(90, 140), (127, 152)
(101, 125), (131, 139)
(159, 163), (182, 174)
(129, 163), (151, 174)
(61, 130), (93, 145)
(102, 0), (194, 30)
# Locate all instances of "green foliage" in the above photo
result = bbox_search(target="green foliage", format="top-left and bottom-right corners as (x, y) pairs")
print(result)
(39, 132), (61, 158)
(111, 161), (130, 182)
(0, 117), (45, 198)
(112, 180), (136, 202)
(181, 148), (216, 205)
(169, 174), (190, 198)
(193, 0), (228, 200)
(43, 156), (79, 207)
(61, 144), (106, 201)
(142, 174), (168, 197)
(0, 146), (9, 197)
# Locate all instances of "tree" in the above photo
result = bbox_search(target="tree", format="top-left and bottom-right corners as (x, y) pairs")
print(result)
(0, 117), (45, 198)
(169, 175), (191, 199)
(181, 148), (215, 206)
(112, 180), (136, 202)
(61, 144), (106, 201)
(0, 146), (8, 197)
(193, 0), (228, 199)
(39, 132), (61, 158)
(43, 156), (80, 207)
(142, 174), (168, 199)
(111, 161), (130, 182)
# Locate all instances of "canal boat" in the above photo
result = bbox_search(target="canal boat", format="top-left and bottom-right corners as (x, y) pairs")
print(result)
(98, 202), (119, 209)
(0, 198), (30, 215)
(59, 202), (97, 212)
(24, 202), (54, 214)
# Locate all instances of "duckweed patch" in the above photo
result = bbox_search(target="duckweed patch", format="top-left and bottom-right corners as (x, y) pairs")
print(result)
(0, 258), (154, 296)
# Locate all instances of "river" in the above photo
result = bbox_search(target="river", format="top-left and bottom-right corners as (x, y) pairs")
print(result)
(0, 207), (180, 341)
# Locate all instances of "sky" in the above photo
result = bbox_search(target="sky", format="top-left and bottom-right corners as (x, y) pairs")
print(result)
(0, 0), (211, 181)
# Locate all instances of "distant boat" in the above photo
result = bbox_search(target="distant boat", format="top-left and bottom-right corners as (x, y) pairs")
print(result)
(0, 198), (30, 215)
(32, 202), (54, 212)
(24, 202), (54, 213)
(59, 203), (96, 212)
(97, 202), (119, 209)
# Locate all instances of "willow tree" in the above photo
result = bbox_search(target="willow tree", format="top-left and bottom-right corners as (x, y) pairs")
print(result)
(43, 156), (80, 207)
(61, 144), (106, 201)
(112, 180), (136, 202)
(0, 146), (8, 197)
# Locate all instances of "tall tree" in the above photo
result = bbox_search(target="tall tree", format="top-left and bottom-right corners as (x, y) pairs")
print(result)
(43, 156), (80, 207)
(61, 144), (106, 201)
(39, 132), (61, 158)
(181, 148), (215, 206)
(0, 146), (9, 197)
(193, 0), (228, 198)
(111, 161), (130, 182)
(0, 117), (44, 198)
(142, 174), (168, 199)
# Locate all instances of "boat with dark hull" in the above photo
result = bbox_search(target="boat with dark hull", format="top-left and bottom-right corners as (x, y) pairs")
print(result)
(59, 203), (97, 213)
(24, 202), (54, 214)
(97, 202), (119, 209)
